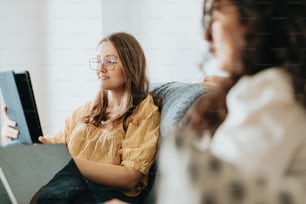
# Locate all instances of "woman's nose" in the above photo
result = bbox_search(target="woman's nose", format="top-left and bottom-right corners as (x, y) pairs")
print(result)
(98, 62), (107, 72)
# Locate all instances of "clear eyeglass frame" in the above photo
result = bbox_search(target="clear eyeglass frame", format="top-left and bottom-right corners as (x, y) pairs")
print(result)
(89, 56), (120, 71)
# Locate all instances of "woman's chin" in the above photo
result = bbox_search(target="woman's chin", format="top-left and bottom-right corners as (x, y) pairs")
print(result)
(100, 84), (109, 90)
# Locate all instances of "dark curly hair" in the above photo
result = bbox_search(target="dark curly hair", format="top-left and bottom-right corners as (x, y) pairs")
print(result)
(187, 0), (306, 136)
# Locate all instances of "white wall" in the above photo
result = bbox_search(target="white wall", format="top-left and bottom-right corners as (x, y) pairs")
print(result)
(102, 0), (207, 83)
(40, 0), (102, 133)
(0, 0), (207, 145)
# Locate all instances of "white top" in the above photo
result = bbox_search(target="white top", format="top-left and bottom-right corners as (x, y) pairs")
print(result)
(211, 68), (306, 182)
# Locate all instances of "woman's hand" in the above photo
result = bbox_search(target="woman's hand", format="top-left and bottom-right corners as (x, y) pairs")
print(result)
(103, 199), (130, 204)
(1, 106), (19, 142)
(201, 75), (227, 87)
(38, 136), (49, 144)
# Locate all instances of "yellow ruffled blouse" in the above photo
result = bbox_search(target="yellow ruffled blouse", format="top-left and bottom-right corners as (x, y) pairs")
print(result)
(45, 95), (160, 196)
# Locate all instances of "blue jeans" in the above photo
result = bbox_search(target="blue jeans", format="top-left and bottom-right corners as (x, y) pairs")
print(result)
(35, 159), (141, 204)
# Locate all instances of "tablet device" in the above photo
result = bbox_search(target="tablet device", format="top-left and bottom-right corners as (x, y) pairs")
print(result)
(0, 70), (43, 145)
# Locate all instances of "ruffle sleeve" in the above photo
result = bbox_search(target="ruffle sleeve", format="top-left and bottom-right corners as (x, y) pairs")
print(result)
(120, 95), (161, 174)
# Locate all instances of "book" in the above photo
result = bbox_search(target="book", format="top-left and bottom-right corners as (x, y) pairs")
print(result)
(0, 70), (43, 145)
(0, 144), (71, 204)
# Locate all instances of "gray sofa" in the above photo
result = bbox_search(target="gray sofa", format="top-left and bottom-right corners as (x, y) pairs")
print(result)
(0, 82), (208, 204)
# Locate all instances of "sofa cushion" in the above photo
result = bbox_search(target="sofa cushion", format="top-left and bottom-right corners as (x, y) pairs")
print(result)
(150, 82), (209, 139)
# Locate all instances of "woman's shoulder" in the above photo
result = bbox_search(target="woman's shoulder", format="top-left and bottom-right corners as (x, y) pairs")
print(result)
(131, 94), (160, 120)
(138, 94), (159, 111)
(228, 68), (295, 107)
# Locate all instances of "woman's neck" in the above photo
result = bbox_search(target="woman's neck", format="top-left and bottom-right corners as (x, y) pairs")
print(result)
(104, 90), (127, 122)
(107, 91), (124, 108)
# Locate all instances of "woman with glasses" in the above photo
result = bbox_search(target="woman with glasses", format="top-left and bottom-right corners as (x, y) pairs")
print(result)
(2, 32), (160, 203)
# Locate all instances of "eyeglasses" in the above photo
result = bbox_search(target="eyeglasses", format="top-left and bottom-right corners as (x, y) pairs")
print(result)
(89, 56), (120, 71)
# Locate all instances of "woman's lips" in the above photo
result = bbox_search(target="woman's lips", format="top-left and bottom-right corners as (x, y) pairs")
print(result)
(98, 75), (110, 80)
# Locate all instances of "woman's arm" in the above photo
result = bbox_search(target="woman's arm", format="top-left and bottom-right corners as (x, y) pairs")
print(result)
(73, 156), (142, 189)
